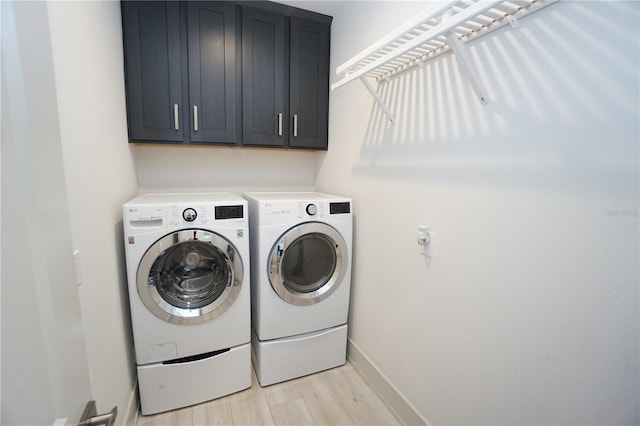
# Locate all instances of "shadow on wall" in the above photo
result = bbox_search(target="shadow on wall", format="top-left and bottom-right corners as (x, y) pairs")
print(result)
(353, 1), (639, 195)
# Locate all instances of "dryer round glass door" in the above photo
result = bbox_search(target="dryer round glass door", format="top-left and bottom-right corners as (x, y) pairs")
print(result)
(268, 222), (348, 306)
(137, 229), (243, 325)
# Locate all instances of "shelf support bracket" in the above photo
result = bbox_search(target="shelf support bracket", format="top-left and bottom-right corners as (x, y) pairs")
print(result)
(445, 33), (490, 105)
(359, 76), (395, 122)
(440, 6), (490, 105)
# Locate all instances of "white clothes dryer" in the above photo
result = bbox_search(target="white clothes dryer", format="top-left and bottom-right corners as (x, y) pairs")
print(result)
(123, 193), (250, 415)
(244, 192), (352, 386)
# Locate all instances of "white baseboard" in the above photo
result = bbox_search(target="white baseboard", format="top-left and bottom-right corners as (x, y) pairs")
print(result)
(120, 387), (138, 426)
(347, 339), (429, 426)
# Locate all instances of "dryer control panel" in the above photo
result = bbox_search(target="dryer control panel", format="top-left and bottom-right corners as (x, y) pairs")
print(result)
(258, 200), (352, 226)
(299, 202), (325, 219)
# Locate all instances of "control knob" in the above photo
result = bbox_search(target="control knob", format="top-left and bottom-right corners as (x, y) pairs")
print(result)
(306, 204), (318, 216)
(183, 208), (197, 222)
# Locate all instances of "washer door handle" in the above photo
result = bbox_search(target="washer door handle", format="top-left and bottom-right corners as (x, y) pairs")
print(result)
(271, 242), (284, 274)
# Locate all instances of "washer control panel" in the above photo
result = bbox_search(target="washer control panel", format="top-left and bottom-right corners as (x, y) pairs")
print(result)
(169, 205), (207, 226)
(167, 204), (245, 227)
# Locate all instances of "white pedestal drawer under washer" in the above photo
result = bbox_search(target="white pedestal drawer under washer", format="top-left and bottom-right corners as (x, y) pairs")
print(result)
(244, 192), (353, 386)
(123, 193), (251, 415)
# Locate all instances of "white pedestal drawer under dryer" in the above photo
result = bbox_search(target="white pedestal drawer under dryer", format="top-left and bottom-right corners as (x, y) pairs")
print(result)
(244, 192), (353, 386)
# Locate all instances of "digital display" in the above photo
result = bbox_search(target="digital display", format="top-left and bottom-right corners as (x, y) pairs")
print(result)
(329, 202), (350, 214)
(215, 205), (244, 220)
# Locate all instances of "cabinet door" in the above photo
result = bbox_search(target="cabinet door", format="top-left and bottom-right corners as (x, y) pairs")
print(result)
(187, 2), (240, 144)
(122, 1), (184, 142)
(289, 17), (330, 150)
(242, 7), (287, 147)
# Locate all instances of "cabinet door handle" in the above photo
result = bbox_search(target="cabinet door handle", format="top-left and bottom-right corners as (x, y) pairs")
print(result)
(193, 106), (199, 132)
(173, 104), (179, 130)
(278, 113), (283, 136)
(293, 114), (298, 138)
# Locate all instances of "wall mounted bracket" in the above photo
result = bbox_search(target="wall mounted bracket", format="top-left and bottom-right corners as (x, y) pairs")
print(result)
(445, 32), (489, 105)
(359, 76), (395, 122)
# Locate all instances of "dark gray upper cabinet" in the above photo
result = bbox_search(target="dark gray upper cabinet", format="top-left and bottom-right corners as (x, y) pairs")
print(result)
(242, 7), (330, 150)
(122, 1), (330, 149)
(241, 7), (287, 147)
(289, 17), (330, 149)
(122, 1), (184, 142)
(187, 2), (241, 144)
(122, 1), (240, 145)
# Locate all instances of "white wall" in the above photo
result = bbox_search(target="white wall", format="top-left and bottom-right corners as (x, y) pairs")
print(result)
(1, 2), (93, 424)
(318, 1), (639, 424)
(132, 144), (316, 194)
(47, 2), (139, 423)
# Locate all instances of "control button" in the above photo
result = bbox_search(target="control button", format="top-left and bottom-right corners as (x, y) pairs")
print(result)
(183, 208), (197, 222)
(306, 204), (318, 216)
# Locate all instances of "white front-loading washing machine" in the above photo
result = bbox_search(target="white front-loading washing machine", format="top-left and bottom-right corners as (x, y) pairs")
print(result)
(244, 192), (353, 386)
(123, 193), (251, 414)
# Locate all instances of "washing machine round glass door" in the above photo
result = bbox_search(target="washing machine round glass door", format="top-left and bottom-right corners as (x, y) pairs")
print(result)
(268, 222), (348, 306)
(136, 229), (243, 325)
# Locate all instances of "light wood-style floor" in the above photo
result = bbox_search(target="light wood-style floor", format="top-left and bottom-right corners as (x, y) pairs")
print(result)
(135, 362), (401, 426)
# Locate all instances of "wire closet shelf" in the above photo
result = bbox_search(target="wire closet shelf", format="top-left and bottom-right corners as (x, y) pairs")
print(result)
(331, 0), (557, 122)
